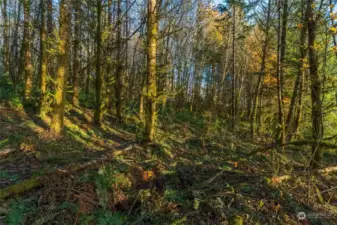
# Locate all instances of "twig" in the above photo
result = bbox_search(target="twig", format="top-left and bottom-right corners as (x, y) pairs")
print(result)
(128, 190), (142, 216)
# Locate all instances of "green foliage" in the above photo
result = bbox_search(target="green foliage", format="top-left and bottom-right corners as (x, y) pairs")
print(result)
(6, 200), (26, 225)
(0, 76), (22, 108)
(60, 201), (79, 214)
(0, 139), (9, 149)
(164, 189), (185, 204)
(8, 133), (24, 145)
(79, 211), (124, 225)
(174, 110), (205, 130)
(31, 212), (60, 225)
(0, 170), (19, 182)
(171, 216), (187, 225)
(95, 211), (124, 225)
(86, 165), (130, 208)
(79, 91), (96, 109)
(6, 199), (35, 225)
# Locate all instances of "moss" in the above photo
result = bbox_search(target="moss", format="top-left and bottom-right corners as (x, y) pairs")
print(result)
(229, 215), (243, 225)
(0, 177), (40, 199)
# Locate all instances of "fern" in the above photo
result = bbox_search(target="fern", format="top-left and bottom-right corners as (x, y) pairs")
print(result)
(95, 211), (123, 225)
(31, 212), (60, 225)
(6, 200), (26, 225)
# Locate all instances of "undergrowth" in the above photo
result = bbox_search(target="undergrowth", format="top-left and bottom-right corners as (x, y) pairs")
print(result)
(0, 100), (337, 224)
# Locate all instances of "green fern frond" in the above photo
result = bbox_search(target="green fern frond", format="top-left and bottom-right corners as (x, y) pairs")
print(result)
(31, 212), (60, 225)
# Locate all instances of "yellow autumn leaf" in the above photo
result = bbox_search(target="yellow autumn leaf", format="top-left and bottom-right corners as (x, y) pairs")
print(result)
(329, 27), (337, 33)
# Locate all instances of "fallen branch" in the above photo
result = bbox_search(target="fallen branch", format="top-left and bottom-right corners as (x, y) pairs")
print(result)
(0, 145), (134, 199)
(271, 175), (291, 184)
(0, 148), (15, 157)
(243, 140), (337, 159)
(270, 165), (337, 185)
(0, 177), (40, 199)
(318, 166), (337, 174)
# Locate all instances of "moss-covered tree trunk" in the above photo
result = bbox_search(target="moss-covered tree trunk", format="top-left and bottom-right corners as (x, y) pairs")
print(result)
(50, 0), (70, 134)
(94, 0), (102, 124)
(72, 0), (81, 107)
(144, 0), (158, 142)
(307, 0), (323, 169)
(40, 0), (48, 117)
(23, 0), (33, 101)
(106, 0), (113, 114)
(115, 0), (123, 121)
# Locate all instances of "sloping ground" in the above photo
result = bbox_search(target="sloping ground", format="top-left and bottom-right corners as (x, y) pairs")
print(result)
(0, 106), (337, 225)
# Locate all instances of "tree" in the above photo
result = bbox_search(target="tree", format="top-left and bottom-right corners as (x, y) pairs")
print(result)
(275, 0), (288, 149)
(72, 0), (81, 107)
(115, 0), (123, 121)
(144, 0), (158, 142)
(1, 0), (9, 78)
(40, 0), (48, 117)
(250, 0), (271, 138)
(50, 0), (71, 134)
(231, 2), (236, 132)
(94, 0), (103, 124)
(286, 0), (307, 141)
(23, 0), (33, 101)
(307, 0), (323, 169)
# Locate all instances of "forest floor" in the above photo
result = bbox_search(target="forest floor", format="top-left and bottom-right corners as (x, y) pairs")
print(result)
(0, 104), (337, 225)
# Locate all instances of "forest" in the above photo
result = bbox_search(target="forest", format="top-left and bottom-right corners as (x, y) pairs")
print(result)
(0, 0), (337, 224)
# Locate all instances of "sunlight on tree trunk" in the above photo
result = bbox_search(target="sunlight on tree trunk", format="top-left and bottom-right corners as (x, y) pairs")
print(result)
(23, 0), (33, 101)
(144, 0), (158, 142)
(39, 0), (48, 118)
(50, 0), (70, 134)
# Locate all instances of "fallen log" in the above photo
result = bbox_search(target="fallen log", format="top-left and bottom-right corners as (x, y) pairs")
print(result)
(0, 148), (15, 157)
(270, 165), (337, 185)
(318, 166), (337, 174)
(243, 140), (337, 159)
(0, 145), (134, 199)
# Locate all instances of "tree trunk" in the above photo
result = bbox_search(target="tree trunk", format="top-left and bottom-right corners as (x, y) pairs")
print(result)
(286, 0), (306, 141)
(1, 0), (10, 78)
(276, 0), (286, 148)
(72, 0), (81, 107)
(40, 0), (48, 118)
(106, 0), (113, 114)
(10, 1), (21, 90)
(23, 0), (33, 101)
(94, 0), (102, 124)
(115, 0), (123, 121)
(231, 3), (236, 132)
(50, 0), (70, 134)
(144, 0), (158, 142)
(307, 0), (323, 169)
(251, 0), (271, 138)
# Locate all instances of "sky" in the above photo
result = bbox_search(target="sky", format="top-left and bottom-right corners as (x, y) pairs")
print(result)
(213, 0), (223, 4)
